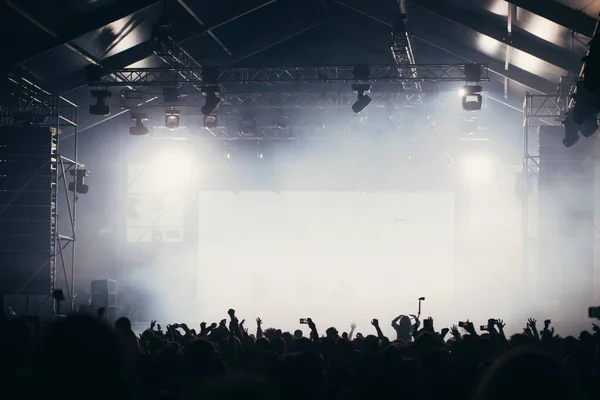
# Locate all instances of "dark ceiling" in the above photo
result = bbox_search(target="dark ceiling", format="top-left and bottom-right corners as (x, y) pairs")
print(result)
(1, 0), (599, 126)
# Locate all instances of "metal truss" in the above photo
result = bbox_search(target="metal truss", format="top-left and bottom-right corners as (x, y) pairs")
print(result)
(1, 76), (77, 127)
(391, 5), (421, 93)
(520, 92), (569, 294)
(123, 91), (428, 109)
(158, 125), (413, 141)
(0, 75), (81, 315)
(89, 64), (489, 86)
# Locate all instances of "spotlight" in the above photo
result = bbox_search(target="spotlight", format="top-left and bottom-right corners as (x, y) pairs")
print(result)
(461, 85), (483, 111)
(256, 141), (264, 159)
(351, 84), (372, 114)
(89, 89), (111, 116)
(276, 114), (289, 129)
(225, 145), (236, 160)
(201, 86), (221, 116)
(240, 118), (257, 135)
(68, 167), (90, 194)
(165, 110), (180, 130)
(130, 113), (149, 136)
(204, 114), (218, 129)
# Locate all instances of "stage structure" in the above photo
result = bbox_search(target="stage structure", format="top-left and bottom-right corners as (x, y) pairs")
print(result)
(0, 75), (83, 314)
(522, 92), (598, 314)
(86, 64), (489, 87)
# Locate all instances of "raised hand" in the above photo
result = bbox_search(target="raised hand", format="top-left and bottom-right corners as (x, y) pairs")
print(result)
(440, 327), (450, 338)
(157, 324), (162, 331)
(496, 319), (505, 330)
(523, 326), (533, 336)
(228, 309), (236, 317)
(256, 317), (262, 327)
(200, 322), (207, 330)
(150, 320), (157, 330)
(371, 319), (379, 327)
(239, 319), (245, 327)
(350, 322), (357, 331)
(527, 318), (537, 329)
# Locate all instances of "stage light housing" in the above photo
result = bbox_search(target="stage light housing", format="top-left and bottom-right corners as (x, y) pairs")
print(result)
(277, 114), (289, 129)
(130, 112), (149, 136)
(68, 167), (90, 194)
(351, 83), (372, 114)
(204, 114), (218, 129)
(165, 110), (180, 130)
(201, 86), (221, 116)
(461, 85), (483, 111)
(89, 89), (111, 116)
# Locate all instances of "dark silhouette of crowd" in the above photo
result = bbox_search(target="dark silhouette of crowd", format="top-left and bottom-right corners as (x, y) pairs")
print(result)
(1, 295), (599, 400)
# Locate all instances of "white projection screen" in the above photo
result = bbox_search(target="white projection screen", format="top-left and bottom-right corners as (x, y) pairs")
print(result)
(197, 191), (456, 336)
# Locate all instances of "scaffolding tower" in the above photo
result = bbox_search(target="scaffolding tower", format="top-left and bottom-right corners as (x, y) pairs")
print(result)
(0, 75), (81, 314)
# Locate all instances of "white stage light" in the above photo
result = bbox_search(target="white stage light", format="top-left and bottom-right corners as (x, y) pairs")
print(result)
(458, 87), (466, 97)
(153, 151), (193, 190)
(463, 154), (493, 183)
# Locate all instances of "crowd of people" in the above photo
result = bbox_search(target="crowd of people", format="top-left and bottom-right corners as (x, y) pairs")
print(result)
(1, 295), (599, 400)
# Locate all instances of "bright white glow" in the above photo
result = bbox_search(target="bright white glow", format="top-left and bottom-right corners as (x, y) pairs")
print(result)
(458, 87), (466, 97)
(153, 151), (193, 191)
(488, 0), (508, 16)
(463, 155), (493, 183)
(102, 16), (145, 60)
(476, 35), (501, 56)
(510, 49), (550, 77)
(526, 14), (563, 45)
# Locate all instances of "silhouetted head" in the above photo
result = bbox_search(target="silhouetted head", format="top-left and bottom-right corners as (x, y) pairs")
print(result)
(114, 317), (132, 331)
(475, 347), (581, 400)
(326, 327), (338, 339)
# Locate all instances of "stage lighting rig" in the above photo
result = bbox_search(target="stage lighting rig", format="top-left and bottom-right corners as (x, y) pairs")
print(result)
(89, 89), (111, 116)
(130, 113), (149, 136)
(276, 114), (289, 129)
(351, 84), (372, 114)
(204, 114), (218, 129)
(201, 86), (221, 116)
(256, 141), (264, 159)
(240, 117), (257, 135)
(165, 109), (180, 130)
(460, 85), (483, 111)
(68, 167), (90, 194)
(563, 15), (600, 147)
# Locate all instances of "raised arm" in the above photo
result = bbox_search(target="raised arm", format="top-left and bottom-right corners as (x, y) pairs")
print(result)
(348, 322), (356, 340)
(256, 317), (263, 338)
(307, 318), (319, 342)
(371, 319), (387, 341)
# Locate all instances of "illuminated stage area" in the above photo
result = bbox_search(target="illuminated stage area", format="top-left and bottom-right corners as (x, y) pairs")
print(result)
(119, 134), (538, 335)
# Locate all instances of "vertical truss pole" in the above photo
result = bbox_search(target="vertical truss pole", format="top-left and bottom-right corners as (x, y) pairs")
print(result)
(51, 98), (60, 316)
(522, 93), (530, 288)
(70, 105), (79, 312)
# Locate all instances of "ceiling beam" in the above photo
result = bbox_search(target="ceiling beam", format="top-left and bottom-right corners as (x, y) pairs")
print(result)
(175, 0), (233, 57)
(2, 0), (160, 69)
(180, 0), (279, 45)
(504, 0), (597, 37)
(408, 0), (581, 73)
(232, 22), (322, 65)
(332, 0), (555, 94)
